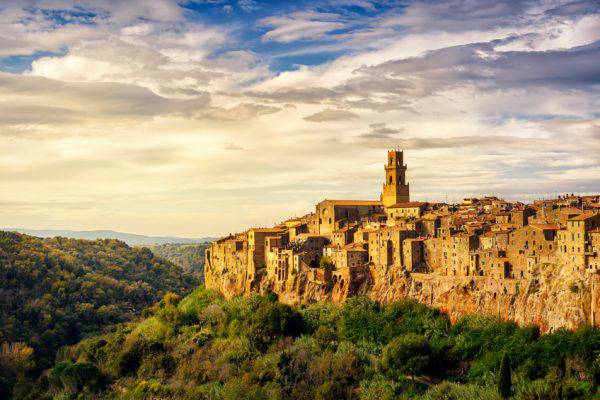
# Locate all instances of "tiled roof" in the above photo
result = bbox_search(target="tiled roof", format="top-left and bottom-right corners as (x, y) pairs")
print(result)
(248, 228), (285, 233)
(568, 213), (597, 221)
(344, 243), (367, 251)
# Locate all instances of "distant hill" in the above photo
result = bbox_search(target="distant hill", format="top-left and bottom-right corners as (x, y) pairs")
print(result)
(0, 231), (199, 397)
(149, 243), (208, 282)
(4, 228), (216, 246)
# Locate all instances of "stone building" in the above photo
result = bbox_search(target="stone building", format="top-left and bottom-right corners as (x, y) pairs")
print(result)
(506, 224), (558, 278)
(205, 149), (600, 310)
(316, 200), (383, 237)
(381, 150), (410, 207)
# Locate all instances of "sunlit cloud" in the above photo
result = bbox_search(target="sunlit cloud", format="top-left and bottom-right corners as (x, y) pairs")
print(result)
(0, 0), (598, 237)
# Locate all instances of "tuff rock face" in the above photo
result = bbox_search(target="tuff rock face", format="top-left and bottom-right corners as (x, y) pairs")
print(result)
(205, 262), (599, 333)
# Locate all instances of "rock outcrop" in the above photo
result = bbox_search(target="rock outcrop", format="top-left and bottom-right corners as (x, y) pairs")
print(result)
(205, 261), (599, 333)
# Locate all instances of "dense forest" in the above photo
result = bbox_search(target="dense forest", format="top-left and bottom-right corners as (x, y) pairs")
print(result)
(149, 243), (208, 281)
(17, 287), (600, 400)
(0, 231), (198, 397)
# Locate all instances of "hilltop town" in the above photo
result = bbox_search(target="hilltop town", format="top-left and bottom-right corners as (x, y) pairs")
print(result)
(205, 150), (600, 331)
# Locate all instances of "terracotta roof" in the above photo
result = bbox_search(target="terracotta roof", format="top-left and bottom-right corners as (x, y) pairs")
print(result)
(588, 228), (600, 234)
(387, 201), (426, 208)
(321, 199), (382, 206)
(588, 203), (600, 208)
(460, 210), (480, 215)
(343, 243), (367, 251)
(535, 198), (559, 203)
(248, 228), (285, 233)
(568, 213), (597, 221)
(296, 233), (325, 239)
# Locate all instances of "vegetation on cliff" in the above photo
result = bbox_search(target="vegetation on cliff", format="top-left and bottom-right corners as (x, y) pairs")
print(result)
(18, 287), (600, 400)
(0, 231), (198, 397)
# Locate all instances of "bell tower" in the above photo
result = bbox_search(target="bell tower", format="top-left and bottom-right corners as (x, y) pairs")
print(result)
(381, 149), (410, 207)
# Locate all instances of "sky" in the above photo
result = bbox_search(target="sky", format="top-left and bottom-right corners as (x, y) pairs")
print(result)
(0, 0), (599, 237)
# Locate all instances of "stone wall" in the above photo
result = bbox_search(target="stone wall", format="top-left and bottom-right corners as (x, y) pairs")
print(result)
(205, 259), (599, 333)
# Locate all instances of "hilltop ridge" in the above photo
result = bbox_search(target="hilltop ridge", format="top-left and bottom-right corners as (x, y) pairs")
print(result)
(4, 228), (216, 246)
(205, 150), (600, 332)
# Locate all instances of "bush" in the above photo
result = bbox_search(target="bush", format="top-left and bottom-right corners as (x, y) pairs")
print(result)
(382, 334), (432, 382)
(247, 299), (303, 351)
(339, 297), (383, 343)
(48, 361), (104, 393)
(421, 381), (502, 400)
(358, 375), (399, 400)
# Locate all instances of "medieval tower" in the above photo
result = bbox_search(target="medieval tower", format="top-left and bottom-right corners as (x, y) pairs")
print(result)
(381, 150), (410, 207)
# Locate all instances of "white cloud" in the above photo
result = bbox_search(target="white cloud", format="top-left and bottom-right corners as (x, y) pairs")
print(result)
(0, 0), (599, 236)
(258, 11), (347, 43)
(304, 108), (358, 122)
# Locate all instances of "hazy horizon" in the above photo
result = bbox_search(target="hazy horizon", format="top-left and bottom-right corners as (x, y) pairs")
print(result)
(1, 0), (599, 237)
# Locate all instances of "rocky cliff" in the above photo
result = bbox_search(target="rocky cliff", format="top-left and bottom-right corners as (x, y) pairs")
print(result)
(205, 262), (600, 333)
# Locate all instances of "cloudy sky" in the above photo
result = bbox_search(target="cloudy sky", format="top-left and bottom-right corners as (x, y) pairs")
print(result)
(0, 0), (599, 237)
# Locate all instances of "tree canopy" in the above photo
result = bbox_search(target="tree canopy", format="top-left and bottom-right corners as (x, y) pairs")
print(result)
(0, 231), (198, 397)
(11, 288), (599, 400)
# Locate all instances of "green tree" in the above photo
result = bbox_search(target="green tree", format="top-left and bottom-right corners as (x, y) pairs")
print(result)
(48, 362), (103, 393)
(382, 334), (431, 382)
(320, 256), (333, 268)
(339, 296), (383, 343)
(248, 300), (303, 351)
(498, 352), (511, 399)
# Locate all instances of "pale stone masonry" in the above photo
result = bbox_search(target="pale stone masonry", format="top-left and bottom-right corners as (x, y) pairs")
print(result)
(204, 150), (600, 330)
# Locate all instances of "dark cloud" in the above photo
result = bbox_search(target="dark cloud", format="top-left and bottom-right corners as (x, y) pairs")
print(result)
(360, 122), (403, 138)
(0, 103), (82, 125)
(358, 134), (542, 150)
(367, 39), (600, 89)
(303, 108), (358, 122)
(250, 38), (600, 111)
(0, 73), (211, 125)
(205, 103), (281, 121)
(545, 0), (600, 17)
(245, 87), (338, 104)
(390, 0), (531, 32)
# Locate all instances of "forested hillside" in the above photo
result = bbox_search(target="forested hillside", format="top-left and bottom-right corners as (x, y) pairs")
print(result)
(149, 243), (208, 280)
(0, 231), (198, 397)
(20, 288), (600, 400)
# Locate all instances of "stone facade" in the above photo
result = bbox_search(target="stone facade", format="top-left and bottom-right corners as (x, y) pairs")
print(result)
(205, 150), (600, 332)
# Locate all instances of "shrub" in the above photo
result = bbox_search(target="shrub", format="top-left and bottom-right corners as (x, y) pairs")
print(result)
(382, 334), (432, 382)
(48, 361), (104, 393)
(498, 353), (512, 398)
